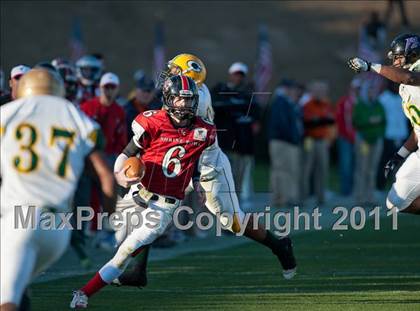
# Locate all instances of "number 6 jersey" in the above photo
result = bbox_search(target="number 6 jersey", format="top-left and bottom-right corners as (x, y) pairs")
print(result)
(0, 95), (100, 213)
(132, 110), (216, 199)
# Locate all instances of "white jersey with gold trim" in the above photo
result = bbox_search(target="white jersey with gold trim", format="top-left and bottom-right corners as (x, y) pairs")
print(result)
(399, 59), (420, 151)
(197, 83), (215, 123)
(195, 83), (246, 232)
(0, 95), (99, 213)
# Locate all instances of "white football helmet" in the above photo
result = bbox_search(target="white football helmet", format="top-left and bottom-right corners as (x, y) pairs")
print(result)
(76, 55), (103, 86)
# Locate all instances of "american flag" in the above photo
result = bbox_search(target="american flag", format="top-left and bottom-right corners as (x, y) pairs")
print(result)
(69, 18), (86, 63)
(153, 20), (165, 79)
(254, 24), (273, 105)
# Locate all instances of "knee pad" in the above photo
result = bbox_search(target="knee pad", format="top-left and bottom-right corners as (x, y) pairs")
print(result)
(110, 243), (133, 269)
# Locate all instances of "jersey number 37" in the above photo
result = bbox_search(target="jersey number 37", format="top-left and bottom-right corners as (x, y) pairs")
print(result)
(12, 123), (75, 178)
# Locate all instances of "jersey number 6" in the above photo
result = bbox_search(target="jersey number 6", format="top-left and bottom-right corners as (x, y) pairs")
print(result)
(162, 146), (186, 178)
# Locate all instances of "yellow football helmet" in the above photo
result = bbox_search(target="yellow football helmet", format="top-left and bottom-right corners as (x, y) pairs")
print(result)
(17, 68), (65, 99)
(167, 54), (207, 85)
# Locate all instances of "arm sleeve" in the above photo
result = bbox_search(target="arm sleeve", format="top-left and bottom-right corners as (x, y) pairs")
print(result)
(122, 139), (140, 157)
(78, 111), (105, 155)
(131, 113), (154, 149)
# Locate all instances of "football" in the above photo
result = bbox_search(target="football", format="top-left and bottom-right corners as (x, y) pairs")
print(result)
(124, 156), (145, 179)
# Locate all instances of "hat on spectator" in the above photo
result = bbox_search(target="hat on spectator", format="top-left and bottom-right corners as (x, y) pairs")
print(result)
(100, 72), (120, 86)
(228, 62), (248, 75)
(137, 76), (155, 91)
(11, 65), (31, 79)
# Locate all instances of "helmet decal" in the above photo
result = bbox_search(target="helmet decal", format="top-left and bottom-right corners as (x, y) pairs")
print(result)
(186, 60), (202, 73)
(405, 36), (420, 54)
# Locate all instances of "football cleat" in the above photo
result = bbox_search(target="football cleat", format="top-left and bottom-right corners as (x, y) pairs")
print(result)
(283, 267), (297, 280)
(273, 237), (297, 280)
(70, 290), (88, 309)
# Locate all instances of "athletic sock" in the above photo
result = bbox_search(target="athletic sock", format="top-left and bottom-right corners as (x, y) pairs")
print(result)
(80, 272), (108, 297)
(261, 230), (282, 253)
(80, 263), (123, 297)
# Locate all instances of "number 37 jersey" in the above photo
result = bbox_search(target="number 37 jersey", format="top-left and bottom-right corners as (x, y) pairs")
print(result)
(132, 110), (216, 199)
(1, 95), (99, 213)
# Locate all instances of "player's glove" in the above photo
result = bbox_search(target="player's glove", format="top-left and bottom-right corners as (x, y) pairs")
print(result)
(384, 153), (405, 180)
(348, 57), (371, 73)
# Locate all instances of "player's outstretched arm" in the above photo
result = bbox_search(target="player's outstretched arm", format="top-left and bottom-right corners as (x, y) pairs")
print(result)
(348, 57), (420, 86)
(378, 65), (420, 85)
(88, 150), (117, 213)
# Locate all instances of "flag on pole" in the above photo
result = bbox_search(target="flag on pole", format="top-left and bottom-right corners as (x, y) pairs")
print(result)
(153, 20), (165, 79)
(69, 17), (86, 63)
(254, 24), (273, 105)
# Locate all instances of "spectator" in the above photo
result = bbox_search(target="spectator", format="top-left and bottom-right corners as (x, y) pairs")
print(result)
(377, 80), (409, 189)
(211, 62), (260, 201)
(80, 72), (127, 249)
(352, 83), (386, 204)
(360, 11), (387, 55)
(335, 79), (360, 196)
(75, 55), (103, 105)
(302, 81), (335, 204)
(268, 79), (303, 206)
(385, 0), (410, 28)
(124, 75), (161, 136)
(0, 65), (31, 106)
(51, 58), (79, 103)
(51, 57), (92, 264)
(358, 11), (387, 100)
(80, 72), (127, 163)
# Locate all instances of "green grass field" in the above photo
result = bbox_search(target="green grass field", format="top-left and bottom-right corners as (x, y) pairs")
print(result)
(31, 215), (420, 310)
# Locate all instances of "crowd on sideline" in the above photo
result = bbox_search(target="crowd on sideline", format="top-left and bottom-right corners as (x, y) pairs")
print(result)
(0, 22), (409, 260)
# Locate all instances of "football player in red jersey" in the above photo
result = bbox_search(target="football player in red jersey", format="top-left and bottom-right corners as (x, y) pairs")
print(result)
(70, 75), (217, 309)
(114, 54), (297, 289)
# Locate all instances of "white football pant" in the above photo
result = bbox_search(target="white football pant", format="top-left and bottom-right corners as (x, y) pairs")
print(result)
(1, 207), (70, 305)
(386, 152), (420, 211)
